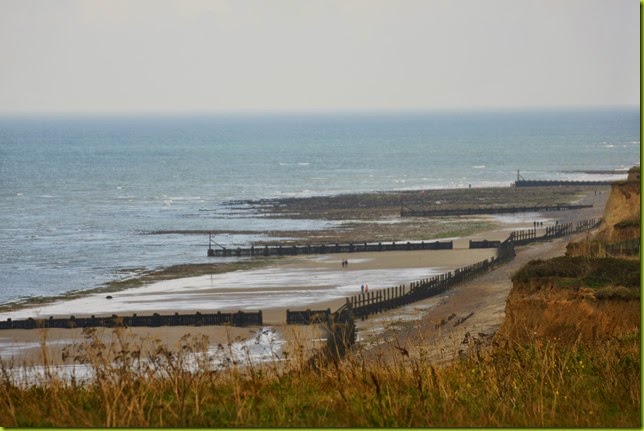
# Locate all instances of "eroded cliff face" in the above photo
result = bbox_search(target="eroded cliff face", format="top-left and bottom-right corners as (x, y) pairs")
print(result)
(595, 167), (640, 242)
(498, 279), (640, 345)
(499, 166), (641, 345)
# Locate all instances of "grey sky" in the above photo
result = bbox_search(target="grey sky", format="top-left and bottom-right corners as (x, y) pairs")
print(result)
(0, 0), (639, 113)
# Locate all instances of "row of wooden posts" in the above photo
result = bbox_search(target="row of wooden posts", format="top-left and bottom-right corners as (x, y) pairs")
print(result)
(293, 218), (600, 327)
(509, 218), (601, 246)
(330, 240), (516, 323)
(308, 217), (604, 357)
(400, 203), (593, 218)
(208, 240), (453, 257)
(514, 179), (612, 187)
(0, 310), (263, 330)
(2, 217), (599, 331)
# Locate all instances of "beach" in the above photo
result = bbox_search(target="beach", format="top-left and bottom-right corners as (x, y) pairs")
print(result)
(0, 186), (609, 370)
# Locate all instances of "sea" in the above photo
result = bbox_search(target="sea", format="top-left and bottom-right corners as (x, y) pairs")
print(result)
(0, 108), (639, 306)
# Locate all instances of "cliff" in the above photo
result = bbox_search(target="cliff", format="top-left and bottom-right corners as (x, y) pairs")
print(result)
(497, 257), (640, 344)
(498, 167), (640, 345)
(595, 166), (640, 242)
(566, 165), (640, 257)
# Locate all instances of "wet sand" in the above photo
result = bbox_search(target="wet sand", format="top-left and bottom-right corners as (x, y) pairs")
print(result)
(354, 234), (584, 366)
(0, 188), (609, 368)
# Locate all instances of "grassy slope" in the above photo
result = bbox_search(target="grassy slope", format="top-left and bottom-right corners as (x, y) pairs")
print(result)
(0, 330), (639, 427)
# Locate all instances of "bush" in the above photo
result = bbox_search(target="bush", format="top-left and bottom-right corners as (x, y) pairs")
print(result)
(513, 257), (640, 289)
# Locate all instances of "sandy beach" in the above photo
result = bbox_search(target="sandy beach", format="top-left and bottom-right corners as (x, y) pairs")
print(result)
(0, 187), (609, 369)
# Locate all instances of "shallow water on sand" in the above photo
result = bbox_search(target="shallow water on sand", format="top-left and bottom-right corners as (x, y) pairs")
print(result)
(0, 109), (638, 304)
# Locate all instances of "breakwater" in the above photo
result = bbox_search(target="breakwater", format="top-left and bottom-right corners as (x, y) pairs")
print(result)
(290, 217), (600, 328)
(208, 240), (453, 257)
(508, 218), (602, 246)
(286, 308), (331, 325)
(3, 217), (600, 331)
(515, 179), (612, 187)
(335, 237), (516, 322)
(469, 239), (501, 248)
(0, 310), (263, 330)
(400, 203), (593, 217)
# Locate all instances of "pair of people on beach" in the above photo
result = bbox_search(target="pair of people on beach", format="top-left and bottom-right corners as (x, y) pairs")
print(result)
(361, 284), (369, 293)
(341, 259), (348, 267)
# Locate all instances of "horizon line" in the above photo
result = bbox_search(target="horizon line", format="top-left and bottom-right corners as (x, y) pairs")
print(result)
(0, 104), (639, 117)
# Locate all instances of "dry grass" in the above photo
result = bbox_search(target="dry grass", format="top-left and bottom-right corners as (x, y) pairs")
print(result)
(0, 326), (639, 427)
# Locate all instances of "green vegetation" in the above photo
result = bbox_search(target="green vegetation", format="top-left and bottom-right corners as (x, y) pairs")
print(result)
(614, 218), (640, 229)
(512, 256), (640, 290)
(0, 329), (639, 427)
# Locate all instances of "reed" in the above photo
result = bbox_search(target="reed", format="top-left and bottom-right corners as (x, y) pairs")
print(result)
(0, 326), (639, 427)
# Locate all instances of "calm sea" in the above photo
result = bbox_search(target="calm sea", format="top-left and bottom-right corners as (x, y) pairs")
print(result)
(0, 109), (639, 305)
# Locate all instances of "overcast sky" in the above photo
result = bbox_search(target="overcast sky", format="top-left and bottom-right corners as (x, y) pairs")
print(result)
(0, 0), (639, 113)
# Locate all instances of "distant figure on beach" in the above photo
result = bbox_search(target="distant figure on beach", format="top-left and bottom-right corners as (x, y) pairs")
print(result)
(365, 284), (369, 293)
(341, 259), (348, 268)
(360, 284), (364, 293)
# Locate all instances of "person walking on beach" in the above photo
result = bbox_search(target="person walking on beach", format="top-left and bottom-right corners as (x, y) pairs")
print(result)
(361, 284), (364, 293)
(364, 284), (369, 293)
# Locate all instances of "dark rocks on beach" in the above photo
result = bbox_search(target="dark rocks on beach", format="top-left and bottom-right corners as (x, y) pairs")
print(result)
(106, 295), (113, 299)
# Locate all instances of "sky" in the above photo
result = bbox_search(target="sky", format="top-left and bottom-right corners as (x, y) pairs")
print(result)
(0, 0), (639, 113)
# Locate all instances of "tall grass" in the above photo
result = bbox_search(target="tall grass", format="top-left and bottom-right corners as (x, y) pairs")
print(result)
(0, 327), (639, 427)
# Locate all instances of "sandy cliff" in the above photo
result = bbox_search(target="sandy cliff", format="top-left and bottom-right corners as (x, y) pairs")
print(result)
(595, 166), (640, 242)
(498, 167), (640, 345)
(498, 271), (639, 345)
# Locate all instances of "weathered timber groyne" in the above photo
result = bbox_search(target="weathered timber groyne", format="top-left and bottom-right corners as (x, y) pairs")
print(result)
(469, 239), (501, 249)
(509, 218), (602, 246)
(0, 310), (263, 330)
(289, 216), (599, 329)
(286, 308), (331, 325)
(400, 203), (593, 217)
(4, 217), (600, 332)
(208, 240), (453, 257)
(302, 216), (603, 357)
(514, 179), (612, 187)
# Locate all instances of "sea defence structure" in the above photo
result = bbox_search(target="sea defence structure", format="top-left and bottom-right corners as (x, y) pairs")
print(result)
(514, 180), (612, 187)
(207, 239), (453, 257)
(2, 217), (601, 331)
(512, 169), (614, 187)
(289, 217), (601, 326)
(400, 203), (593, 217)
(0, 310), (263, 330)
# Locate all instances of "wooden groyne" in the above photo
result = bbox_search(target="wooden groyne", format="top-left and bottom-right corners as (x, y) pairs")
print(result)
(514, 179), (612, 187)
(509, 218), (602, 246)
(208, 240), (453, 257)
(286, 308), (331, 325)
(309, 239), (519, 361)
(469, 239), (501, 249)
(288, 216), (599, 326)
(0, 310), (263, 330)
(4, 217), (600, 331)
(291, 238), (517, 326)
(400, 203), (593, 217)
(345, 260), (493, 320)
